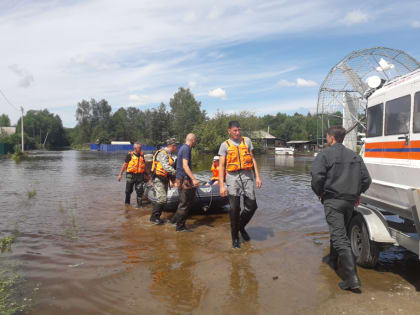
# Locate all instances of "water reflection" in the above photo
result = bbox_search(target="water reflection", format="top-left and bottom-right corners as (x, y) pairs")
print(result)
(225, 253), (259, 314)
(274, 155), (295, 168)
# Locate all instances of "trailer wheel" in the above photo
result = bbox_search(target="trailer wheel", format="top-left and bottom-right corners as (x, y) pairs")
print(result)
(348, 214), (380, 268)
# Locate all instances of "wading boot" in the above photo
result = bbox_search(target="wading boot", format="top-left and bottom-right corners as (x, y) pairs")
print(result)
(337, 250), (361, 291)
(150, 203), (164, 225)
(323, 242), (338, 270)
(229, 196), (241, 249)
(239, 197), (257, 242)
(136, 196), (143, 209)
(169, 214), (180, 226)
(125, 193), (131, 205)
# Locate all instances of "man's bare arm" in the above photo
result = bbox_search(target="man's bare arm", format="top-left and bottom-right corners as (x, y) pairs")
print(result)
(183, 159), (199, 187)
(250, 151), (262, 188)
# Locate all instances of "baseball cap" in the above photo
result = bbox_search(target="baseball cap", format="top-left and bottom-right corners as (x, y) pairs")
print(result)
(213, 156), (220, 161)
(166, 138), (178, 145)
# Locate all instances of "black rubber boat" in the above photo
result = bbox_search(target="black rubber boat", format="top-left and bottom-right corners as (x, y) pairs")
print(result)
(144, 182), (228, 212)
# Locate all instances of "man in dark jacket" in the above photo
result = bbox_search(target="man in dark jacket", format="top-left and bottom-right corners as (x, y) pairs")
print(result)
(311, 126), (371, 291)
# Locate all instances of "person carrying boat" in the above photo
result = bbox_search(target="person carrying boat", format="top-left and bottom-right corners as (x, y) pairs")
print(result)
(118, 142), (149, 208)
(311, 125), (371, 291)
(171, 133), (199, 232)
(149, 138), (178, 224)
(218, 121), (262, 249)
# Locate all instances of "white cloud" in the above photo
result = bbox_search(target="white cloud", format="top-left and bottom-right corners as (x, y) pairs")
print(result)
(278, 78), (317, 87)
(9, 64), (34, 88)
(188, 80), (197, 89)
(343, 10), (369, 25)
(411, 21), (420, 28)
(296, 78), (317, 87)
(129, 94), (166, 105)
(208, 88), (227, 98)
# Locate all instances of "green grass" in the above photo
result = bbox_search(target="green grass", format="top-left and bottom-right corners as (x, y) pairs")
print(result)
(11, 151), (28, 163)
(27, 189), (37, 199)
(71, 143), (90, 150)
(0, 236), (14, 253)
(0, 267), (36, 315)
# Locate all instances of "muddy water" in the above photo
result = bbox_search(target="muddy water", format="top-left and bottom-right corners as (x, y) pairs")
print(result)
(1, 151), (420, 314)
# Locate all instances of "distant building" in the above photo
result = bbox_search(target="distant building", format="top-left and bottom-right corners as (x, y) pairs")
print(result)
(286, 140), (316, 152)
(251, 130), (284, 150)
(0, 127), (16, 135)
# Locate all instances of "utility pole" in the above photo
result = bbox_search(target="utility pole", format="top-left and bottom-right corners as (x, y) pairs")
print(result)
(21, 106), (24, 152)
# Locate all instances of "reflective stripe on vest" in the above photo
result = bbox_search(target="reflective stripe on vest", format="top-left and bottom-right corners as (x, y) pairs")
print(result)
(151, 149), (174, 178)
(127, 152), (145, 174)
(225, 137), (253, 172)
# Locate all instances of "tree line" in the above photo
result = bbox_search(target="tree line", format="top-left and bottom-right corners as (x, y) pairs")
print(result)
(1, 87), (342, 152)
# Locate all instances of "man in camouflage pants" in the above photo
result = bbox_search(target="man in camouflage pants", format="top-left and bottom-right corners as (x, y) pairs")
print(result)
(150, 138), (178, 224)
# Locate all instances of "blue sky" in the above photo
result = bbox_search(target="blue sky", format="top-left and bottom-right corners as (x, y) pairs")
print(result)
(1, 0), (420, 127)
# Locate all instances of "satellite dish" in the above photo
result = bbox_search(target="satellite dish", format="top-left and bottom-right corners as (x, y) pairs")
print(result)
(317, 47), (420, 151)
(366, 75), (382, 89)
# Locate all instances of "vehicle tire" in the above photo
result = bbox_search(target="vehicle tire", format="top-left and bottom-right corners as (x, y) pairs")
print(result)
(348, 214), (380, 268)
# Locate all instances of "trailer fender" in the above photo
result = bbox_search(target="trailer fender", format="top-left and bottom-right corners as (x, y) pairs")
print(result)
(355, 205), (396, 244)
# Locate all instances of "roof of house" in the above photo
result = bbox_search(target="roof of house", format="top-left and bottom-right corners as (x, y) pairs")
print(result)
(251, 130), (276, 139)
(0, 127), (16, 135)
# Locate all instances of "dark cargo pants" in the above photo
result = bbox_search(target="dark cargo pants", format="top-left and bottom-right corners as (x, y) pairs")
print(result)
(324, 199), (354, 255)
(174, 177), (196, 228)
(125, 173), (144, 204)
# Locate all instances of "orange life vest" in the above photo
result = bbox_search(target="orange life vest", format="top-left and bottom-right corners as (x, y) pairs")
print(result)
(127, 151), (145, 174)
(151, 149), (174, 178)
(211, 162), (219, 181)
(225, 137), (253, 172)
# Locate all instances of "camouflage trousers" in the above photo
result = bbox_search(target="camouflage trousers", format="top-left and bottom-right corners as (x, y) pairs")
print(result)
(153, 176), (169, 205)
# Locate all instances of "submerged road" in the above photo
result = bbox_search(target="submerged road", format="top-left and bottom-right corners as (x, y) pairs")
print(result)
(1, 151), (420, 314)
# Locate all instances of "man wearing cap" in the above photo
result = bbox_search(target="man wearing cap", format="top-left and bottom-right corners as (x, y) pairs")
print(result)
(118, 142), (149, 208)
(150, 138), (178, 224)
(218, 121), (262, 248)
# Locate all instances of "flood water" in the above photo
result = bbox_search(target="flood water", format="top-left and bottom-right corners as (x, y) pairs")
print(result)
(1, 150), (420, 314)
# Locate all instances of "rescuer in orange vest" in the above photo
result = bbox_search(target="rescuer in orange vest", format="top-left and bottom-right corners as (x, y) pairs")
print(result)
(218, 121), (262, 249)
(206, 156), (222, 186)
(118, 142), (149, 208)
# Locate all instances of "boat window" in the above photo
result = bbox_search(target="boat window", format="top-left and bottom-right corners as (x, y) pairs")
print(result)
(414, 92), (420, 133)
(385, 95), (411, 135)
(367, 103), (383, 137)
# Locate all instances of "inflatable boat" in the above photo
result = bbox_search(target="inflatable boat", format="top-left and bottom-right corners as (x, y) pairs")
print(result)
(144, 182), (229, 212)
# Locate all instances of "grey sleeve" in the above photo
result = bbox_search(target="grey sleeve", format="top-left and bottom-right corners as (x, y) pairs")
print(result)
(157, 151), (176, 176)
(218, 142), (228, 157)
(245, 137), (254, 152)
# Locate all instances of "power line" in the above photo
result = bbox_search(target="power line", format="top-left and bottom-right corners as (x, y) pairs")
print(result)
(0, 88), (20, 112)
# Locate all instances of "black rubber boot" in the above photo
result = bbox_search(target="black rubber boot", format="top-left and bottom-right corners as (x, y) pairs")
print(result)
(328, 242), (339, 270)
(239, 197), (257, 241)
(150, 203), (164, 225)
(125, 193), (131, 205)
(229, 196), (241, 248)
(136, 196), (143, 208)
(338, 250), (361, 290)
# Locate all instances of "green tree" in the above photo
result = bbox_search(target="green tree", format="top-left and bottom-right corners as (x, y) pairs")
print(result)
(0, 114), (11, 127)
(15, 109), (68, 148)
(169, 88), (207, 142)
